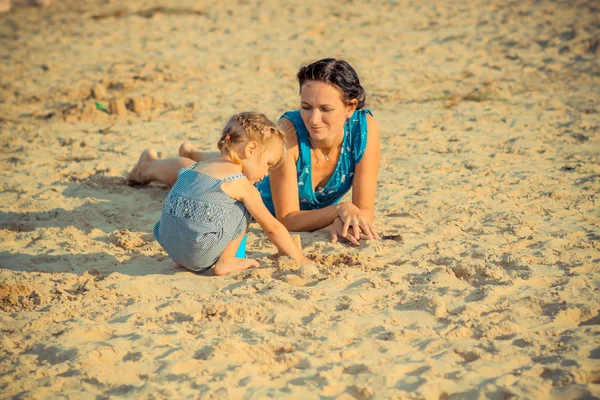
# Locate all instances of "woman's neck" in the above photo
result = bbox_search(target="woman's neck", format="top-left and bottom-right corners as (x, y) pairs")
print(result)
(309, 130), (344, 152)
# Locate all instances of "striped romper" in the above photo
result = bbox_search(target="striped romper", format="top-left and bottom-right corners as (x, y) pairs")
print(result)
(153, 163), (252, 272)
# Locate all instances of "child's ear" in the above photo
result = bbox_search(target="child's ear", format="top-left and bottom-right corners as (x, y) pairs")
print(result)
(345, 99), (358, 118)
(244, 140), (259, 158)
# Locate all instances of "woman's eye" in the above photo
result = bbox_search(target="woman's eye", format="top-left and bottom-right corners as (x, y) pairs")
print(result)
(301, 105), (311, 110)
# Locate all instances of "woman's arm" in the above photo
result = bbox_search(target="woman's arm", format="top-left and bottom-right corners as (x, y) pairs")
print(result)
(324, 114), (381, 242)
(270, 119), (343, 232)
(352, 113), (380, 222)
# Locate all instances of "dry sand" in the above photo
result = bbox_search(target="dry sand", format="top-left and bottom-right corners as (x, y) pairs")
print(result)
(1, 0), (599, 398)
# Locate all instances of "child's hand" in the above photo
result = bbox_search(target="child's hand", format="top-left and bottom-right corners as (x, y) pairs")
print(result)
(298, 262), (319, 279)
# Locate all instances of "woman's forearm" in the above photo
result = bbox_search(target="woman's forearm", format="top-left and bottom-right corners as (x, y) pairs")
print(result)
(280, 203), (376, 232)
(279, 205), (341, 232)
(359, 207), (375, 222)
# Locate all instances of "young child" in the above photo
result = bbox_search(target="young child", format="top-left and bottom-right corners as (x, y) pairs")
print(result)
(153, 112), (311, 276)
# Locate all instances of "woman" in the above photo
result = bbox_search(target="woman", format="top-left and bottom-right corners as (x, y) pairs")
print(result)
(126, 58), (380, 245)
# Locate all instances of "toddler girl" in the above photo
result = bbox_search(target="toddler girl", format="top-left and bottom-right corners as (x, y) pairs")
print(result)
(154, 112), (311, 276)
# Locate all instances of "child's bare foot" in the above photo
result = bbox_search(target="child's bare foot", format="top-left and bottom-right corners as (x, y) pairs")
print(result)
(173, 262), (183, 269)
(214, 258), (259, 276)
(126, 149), (159, 186)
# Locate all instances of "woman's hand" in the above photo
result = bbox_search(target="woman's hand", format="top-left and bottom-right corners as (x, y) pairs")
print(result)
(336, 202), (379, 242)
(323, 217), (359, 246)
(323, 216), (378, 246)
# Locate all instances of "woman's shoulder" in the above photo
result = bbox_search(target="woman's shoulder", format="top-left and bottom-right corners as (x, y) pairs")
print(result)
(354, 108), (377, 130)
(280, 110), (306, 133)
(278, 112), (300, 150)
(280, 109), (301, 120)
(348, 109), (377, 162)
(364, 110), (378, 130)
(354, 108), (374, 119)
(348, 108), (374, 134)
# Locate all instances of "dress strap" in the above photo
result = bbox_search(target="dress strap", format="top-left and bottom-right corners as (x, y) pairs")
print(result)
(178, 162), (201, 176)
(222, 173), (246, 182)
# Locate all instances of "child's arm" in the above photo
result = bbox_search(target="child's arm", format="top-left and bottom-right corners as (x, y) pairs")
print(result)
(225, 180), (311, 263)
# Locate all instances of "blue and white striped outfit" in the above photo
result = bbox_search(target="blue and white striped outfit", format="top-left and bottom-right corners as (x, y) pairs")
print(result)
(153, 163), (251, 272)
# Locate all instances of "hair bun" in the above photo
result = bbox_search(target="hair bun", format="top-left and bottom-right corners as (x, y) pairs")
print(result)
(297, 58), (366, 109)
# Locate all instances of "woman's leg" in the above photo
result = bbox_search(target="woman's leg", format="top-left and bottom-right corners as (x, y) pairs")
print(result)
(126, 143), (222, 187)
(126, 149), (195, 187)
(213, 232), (258, 276)
(178, 141), (220, 161)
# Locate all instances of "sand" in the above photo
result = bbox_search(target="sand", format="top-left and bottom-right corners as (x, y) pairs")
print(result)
(0, 0), (599, 398)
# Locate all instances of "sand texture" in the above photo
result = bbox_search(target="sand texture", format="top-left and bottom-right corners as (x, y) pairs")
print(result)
(1, 0), (599, 398)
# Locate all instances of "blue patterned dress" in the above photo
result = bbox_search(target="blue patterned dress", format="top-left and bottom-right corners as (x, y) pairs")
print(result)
(256, 109), (372, 215)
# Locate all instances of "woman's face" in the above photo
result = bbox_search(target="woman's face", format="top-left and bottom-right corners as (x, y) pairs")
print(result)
(300, 80), (355, 142)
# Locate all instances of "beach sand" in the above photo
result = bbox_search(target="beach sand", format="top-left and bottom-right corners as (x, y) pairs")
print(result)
(1, 0), (599, 398)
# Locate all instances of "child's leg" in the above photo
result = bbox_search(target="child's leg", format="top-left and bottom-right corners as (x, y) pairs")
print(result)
(179, 141), (220, 162)
(213, 233), (258, 276)
(126, 149), (195, 186)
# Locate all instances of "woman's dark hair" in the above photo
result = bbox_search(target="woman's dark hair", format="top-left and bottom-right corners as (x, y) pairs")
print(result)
(297, 58), (366, 109)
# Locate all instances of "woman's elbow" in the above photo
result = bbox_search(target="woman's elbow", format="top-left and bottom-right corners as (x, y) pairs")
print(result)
(275, 213), (294, 230)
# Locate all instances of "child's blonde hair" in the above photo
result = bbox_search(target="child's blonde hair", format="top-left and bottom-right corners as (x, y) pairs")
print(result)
(217, 112), (286, 166)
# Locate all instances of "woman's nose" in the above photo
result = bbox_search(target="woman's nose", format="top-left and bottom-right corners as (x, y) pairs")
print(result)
(309, 110), (321, 126)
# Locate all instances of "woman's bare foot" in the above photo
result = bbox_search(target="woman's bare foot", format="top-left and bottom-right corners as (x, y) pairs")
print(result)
(126, 149), (159, 186)
(214, 258), (259, 276)
(178, 141), (194, 158)
(179, 141), (205, 162)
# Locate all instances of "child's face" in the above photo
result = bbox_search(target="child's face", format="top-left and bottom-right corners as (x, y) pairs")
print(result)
(242, 145), (282, 184)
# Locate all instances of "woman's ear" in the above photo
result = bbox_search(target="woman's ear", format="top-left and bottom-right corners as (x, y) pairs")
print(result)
(244, 140), (259, 158)
(345, 99), (358, 118)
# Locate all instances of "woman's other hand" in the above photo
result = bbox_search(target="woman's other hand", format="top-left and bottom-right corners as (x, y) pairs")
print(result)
(323, 216), (377, 246)
(336, 202), (379, 242)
